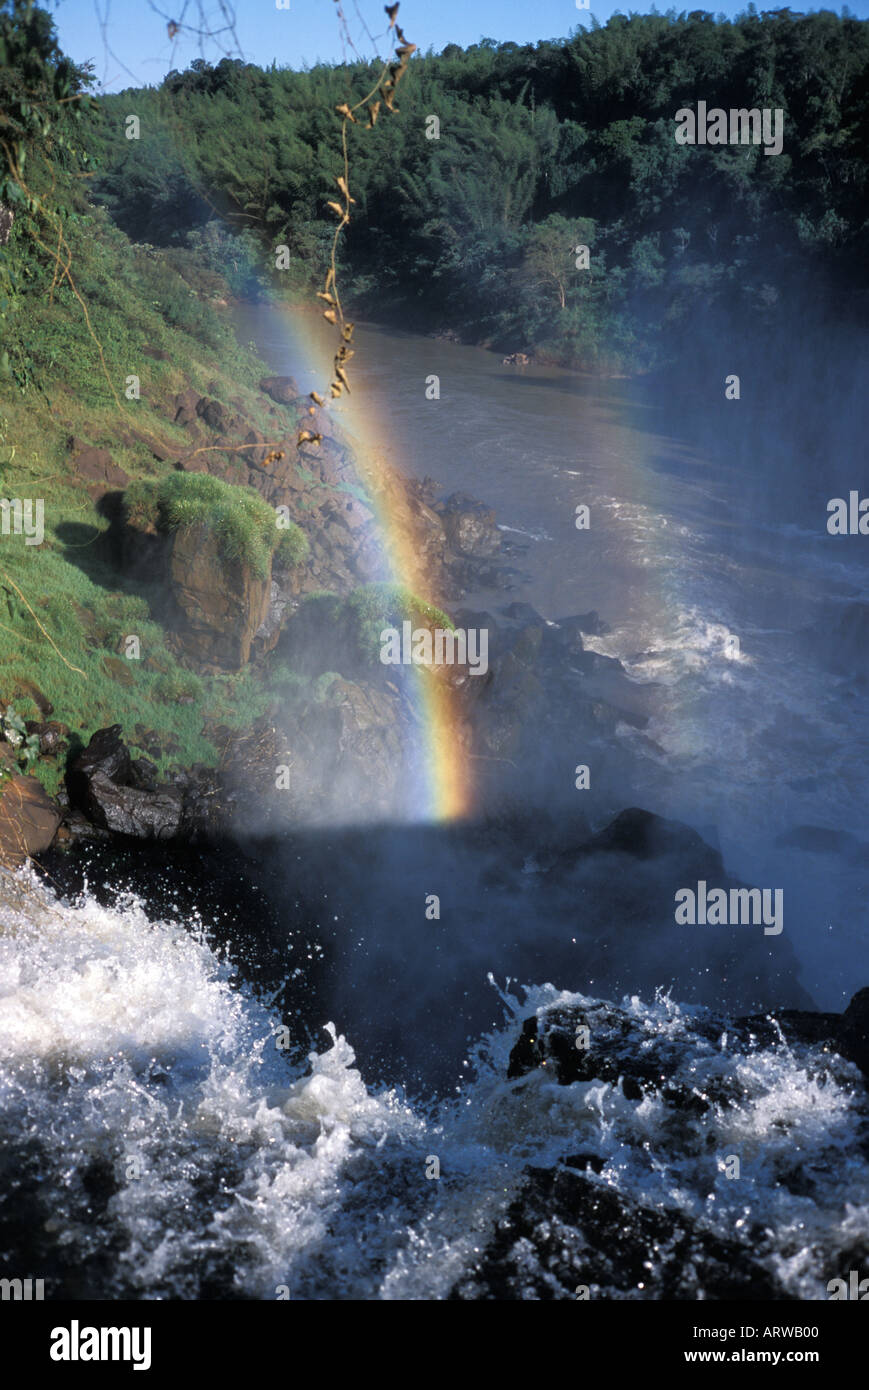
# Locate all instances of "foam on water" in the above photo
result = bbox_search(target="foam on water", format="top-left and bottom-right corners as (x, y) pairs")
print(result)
(1, 869), (868, 1299)
(0, 868), (514, 1299)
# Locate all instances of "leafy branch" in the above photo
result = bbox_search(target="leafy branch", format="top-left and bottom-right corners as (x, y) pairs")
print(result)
(0, 704), (40, 776)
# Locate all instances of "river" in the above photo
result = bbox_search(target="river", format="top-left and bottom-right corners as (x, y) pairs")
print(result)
(2, 307), (867, 1301)
(235, 305), (869, 1014)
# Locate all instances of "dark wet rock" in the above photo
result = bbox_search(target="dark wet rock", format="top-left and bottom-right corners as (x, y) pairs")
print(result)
(491, 613), (631, 740)
(580, 807), (723, 869)
(544, 616), (585, 658)
(500, 601), (546, 627)
(65, 726), (220, 842)
(733, 1009), (842, 1052)
(568, 655), (653, 730)
(437, 492), (501, 558)
(572, 649), (624, 675)
(443, 554), (521, 595)
(66, 724), (132, 799)
(506, 997), (728, 1106)
(505, 990), (856, 1099)
(78, 772), (183, 840)
(561, 1153), (606, 1174)
(506, 985), (869, 1106)
(172, 768), (224, 840)
(838, 988), (869, 1078)
(506, 624), (543, 667)
(53, 805), (111, 848)
(462, 611), (657, 809)
(451, 608), (500, 639)
(450, 1163), (786, 1300)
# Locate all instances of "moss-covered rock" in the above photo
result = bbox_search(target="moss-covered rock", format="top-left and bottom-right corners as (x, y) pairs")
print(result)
(167, 520), (271, 669)
(122, 472), (309, 669)
(124, 471), (289, 580)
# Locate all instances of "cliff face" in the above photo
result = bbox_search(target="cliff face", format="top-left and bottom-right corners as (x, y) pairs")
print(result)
(0, 163), (676, 849)
(0, 296), (514, 841)
(166, 522), (272, 669)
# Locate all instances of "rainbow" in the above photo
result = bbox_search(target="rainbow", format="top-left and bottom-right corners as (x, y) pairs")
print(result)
(260, 300), (472, 823)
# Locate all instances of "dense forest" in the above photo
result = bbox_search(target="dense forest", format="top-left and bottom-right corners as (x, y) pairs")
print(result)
(78, 7), (869, 371)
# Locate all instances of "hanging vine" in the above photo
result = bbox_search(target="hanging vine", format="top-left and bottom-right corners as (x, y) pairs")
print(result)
(298, 3), (415, 448)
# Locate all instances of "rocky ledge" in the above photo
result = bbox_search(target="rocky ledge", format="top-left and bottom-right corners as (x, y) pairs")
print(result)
(84, 375), (522, 676)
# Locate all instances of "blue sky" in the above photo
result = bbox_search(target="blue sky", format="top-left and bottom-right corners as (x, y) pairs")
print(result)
(49, 0), (869, 91)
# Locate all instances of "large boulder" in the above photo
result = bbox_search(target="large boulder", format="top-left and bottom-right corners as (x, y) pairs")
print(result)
(66, 723), (131, 800)
(167, 521), (271, 668)
(76, 771), (183, 840)
(259, 376), (301, 406)
(66, 726), (217, 841)
(534, 809), (810, 1013)
(437, 492), (502, 558)
(579, 806), (722, 867)
(0, 747), (62, 864)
